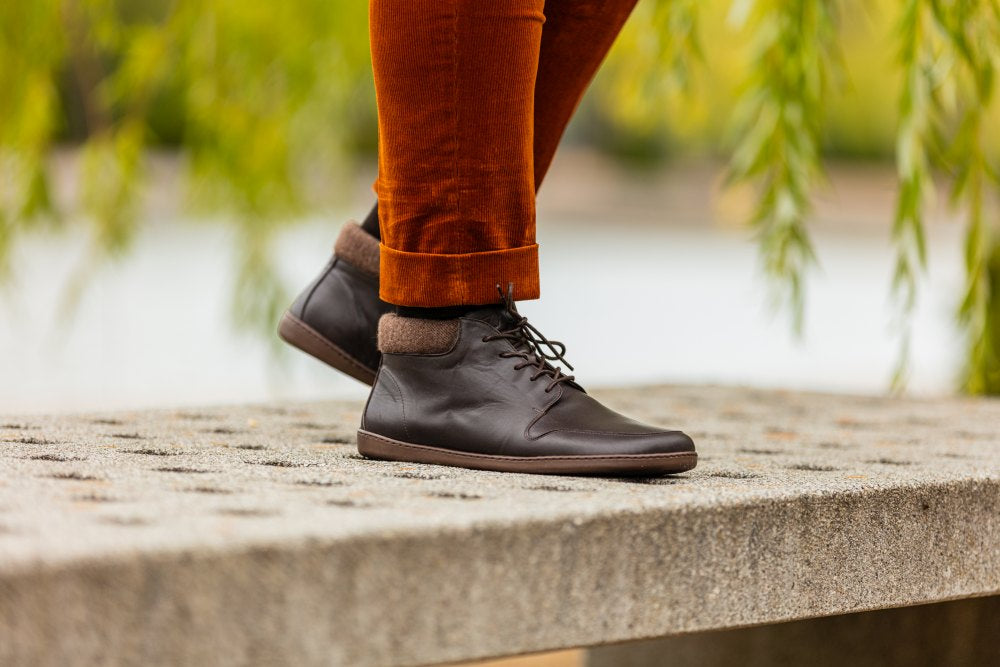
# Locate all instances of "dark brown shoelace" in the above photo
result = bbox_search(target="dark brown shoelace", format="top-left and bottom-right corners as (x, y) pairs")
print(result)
(481, 283), (576, 393)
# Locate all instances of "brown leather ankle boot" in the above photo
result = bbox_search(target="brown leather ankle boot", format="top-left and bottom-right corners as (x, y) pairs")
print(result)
(358, 288), (697, 475)
(278, 222), (392, 385)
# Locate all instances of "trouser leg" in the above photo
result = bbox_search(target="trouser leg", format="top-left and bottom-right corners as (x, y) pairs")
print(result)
(371, 0), (544, 307)
(370, 0), (636, 307)
(531, 0), (638, 189)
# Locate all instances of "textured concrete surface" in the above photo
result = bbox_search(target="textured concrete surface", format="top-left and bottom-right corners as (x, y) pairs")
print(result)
(587, 595), (1000, 667)
(0, 384), (998, 666)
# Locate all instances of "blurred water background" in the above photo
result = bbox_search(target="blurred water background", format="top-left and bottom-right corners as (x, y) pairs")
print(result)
(2, 150), (965, 413)
(2, 0), (995, 411)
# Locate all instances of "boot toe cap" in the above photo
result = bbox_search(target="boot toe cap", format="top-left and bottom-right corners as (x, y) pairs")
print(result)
(612, 429), (696, 456)
(533, 427), (696, 457)
(648, 429), (696, 455)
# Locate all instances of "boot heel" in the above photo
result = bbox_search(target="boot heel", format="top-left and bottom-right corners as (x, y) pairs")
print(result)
(278, 312), (376, 385)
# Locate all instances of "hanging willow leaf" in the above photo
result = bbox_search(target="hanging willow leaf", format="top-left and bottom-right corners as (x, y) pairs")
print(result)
(2, 0), (1000, 395)
(0, 0), (373, 331)
(890, 0), (939, 391)
(727, 0), (841, 334)
(0, 0), (64, 274)
(935, 0), (1000, 394)
(890, 0), (1000, 394)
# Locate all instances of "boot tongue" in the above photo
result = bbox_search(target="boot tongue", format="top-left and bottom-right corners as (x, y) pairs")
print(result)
(463, 304), (518, 330)
(463, 305), (534, 352)
(465, 303), (587, 393)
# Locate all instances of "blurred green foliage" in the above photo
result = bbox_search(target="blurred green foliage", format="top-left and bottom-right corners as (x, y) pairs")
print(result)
(596, 0), (1000, 394)
(1, 0), (999, 393)
(1, 0), (373, 329)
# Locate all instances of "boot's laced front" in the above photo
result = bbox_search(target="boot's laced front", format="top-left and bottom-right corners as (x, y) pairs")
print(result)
(481, 283), (576, 393)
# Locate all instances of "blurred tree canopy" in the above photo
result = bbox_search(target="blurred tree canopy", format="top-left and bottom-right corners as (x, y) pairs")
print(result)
(1, 0), (373, 329)
(1, 0), (999, 393)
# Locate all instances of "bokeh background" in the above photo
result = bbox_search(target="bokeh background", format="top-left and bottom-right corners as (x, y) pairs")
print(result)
(3, 0), (999, 412)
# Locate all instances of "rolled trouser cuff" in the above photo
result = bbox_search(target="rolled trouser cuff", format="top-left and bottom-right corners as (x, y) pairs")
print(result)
(379, 243), (540, 307)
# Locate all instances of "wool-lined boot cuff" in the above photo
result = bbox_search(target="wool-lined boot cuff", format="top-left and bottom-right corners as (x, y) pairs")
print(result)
(333, 221), (380, 278)
(377, 313), (460, 354)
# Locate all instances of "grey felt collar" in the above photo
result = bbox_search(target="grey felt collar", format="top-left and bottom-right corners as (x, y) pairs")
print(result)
(333, 221), (379, 278)
(377, 313), (461, 355)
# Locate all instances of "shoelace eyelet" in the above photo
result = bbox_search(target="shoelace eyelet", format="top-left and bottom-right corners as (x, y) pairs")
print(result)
(482, 284), (577, 392)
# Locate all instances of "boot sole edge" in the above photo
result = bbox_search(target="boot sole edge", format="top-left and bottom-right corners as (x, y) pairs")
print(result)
(357, 430), (697, 476)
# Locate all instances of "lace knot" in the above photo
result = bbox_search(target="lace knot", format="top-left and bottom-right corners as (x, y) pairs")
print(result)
(482, 283), (575, 392)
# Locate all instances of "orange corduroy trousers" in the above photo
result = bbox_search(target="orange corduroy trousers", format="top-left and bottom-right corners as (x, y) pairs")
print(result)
(370, 0), (637, 307)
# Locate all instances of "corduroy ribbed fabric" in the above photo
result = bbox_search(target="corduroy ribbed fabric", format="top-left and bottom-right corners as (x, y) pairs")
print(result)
(532, 0), (638, 188)
(370, 0), (638, 307)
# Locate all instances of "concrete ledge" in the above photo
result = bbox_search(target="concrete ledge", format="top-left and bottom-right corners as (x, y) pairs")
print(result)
(1, 385), (998, 665)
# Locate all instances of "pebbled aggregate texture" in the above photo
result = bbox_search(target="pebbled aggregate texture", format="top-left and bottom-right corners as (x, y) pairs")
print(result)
(0, 385), (998, 666)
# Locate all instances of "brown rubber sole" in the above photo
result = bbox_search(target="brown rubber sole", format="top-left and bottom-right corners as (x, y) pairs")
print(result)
(357, 430), (698, 476)
(278, 312), (376, 386)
